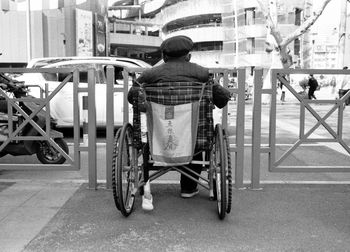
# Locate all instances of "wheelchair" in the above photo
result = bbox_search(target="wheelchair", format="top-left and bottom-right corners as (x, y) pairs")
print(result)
(112, 81), (232, 220)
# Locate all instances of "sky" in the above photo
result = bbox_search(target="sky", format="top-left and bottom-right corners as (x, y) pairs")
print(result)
(312, 0), (341, 32)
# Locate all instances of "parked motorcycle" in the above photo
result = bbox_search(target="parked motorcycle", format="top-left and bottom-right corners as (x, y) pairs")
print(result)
(0, 72), (69, 164)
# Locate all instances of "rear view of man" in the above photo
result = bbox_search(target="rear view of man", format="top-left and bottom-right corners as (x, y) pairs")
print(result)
(308, 74), (318, 100)
(128, 35), (231, 210)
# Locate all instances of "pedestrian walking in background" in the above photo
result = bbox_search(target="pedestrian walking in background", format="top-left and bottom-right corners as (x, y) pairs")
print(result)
(308, 74), (318, 100)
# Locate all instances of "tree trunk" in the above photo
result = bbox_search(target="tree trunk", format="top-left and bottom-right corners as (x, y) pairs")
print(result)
(338, 0), (348, 68)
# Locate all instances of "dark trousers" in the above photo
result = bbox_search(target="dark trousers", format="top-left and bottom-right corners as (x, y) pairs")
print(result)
(180, 152), (203, 191)
(308, 87), (317, 99)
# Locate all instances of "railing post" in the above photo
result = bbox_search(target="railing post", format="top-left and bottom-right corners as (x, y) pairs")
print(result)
(88, 68), (97, 189)
(73, 69), (81, 171)
(251, 68), (263, 189)
(235, 68), (245, 189)
(106, 66), (115, 189)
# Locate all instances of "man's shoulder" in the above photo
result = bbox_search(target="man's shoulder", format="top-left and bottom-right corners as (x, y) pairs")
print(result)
(137, 65), (162, 81)
(187, 61), (208, 70)
(142, 65), (163, 73)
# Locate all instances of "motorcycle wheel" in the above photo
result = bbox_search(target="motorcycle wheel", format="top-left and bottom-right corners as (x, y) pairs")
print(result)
(36, 138), (69, 164)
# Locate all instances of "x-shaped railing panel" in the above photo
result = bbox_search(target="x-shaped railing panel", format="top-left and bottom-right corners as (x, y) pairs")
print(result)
(0, 71), (75, 164)
(274, 75), (350, 166)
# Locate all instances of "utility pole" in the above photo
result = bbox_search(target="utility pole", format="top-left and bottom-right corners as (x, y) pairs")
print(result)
(338, 0), (348, 68)
(234, 0), (238, 67)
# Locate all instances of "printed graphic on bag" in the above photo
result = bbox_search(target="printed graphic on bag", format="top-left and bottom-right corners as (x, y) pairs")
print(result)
(165, 106), (174, 119)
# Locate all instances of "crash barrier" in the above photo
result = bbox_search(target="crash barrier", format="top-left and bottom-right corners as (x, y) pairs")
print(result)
(0, 68), (97, 186)
(251, 68), (350, 189)
(104, 66), (247, 189)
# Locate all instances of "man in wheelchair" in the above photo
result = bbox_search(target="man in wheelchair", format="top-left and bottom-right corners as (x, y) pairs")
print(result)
(128, 35), (231, 211)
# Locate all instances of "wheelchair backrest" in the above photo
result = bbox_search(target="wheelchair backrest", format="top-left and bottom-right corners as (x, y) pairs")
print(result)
(133, 82), (214, 151)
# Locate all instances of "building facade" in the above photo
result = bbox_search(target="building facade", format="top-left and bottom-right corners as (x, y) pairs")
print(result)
(109, 0), (313, 71)
(0, 0), (108, 67)
(0, 0), (348, 70)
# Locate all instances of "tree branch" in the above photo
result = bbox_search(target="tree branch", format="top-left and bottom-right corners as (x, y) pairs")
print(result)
(256, 0), (283, 47)
(281, 0), (332, 47)
(257, 0), (333, 48)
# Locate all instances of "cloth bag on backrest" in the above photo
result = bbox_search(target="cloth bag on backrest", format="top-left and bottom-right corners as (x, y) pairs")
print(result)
(146, 101), (200, 166)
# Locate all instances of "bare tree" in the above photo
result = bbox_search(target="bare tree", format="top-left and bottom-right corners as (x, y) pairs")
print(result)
(256, 0), (333, 102)
(257, 0), (333, 69)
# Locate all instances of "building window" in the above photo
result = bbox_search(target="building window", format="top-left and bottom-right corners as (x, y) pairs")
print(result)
(246, 38), (255, 54)
(295, 8), (302, 26)
(192, 41), (223, 51)
(245, 8), (255, 25)
(294, 38), (300, 56)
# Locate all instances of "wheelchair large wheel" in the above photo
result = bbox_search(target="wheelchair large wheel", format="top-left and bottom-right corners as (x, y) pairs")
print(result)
(223, 128), (232, 214)
(213, 124), (227, 220)
(112, 128), (121, 211)
(112, 123), (137, 217)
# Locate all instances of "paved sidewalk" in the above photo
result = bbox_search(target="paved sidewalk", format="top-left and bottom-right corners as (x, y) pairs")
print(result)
(0, 180), (81, 252)
(1, 180), (349, 252)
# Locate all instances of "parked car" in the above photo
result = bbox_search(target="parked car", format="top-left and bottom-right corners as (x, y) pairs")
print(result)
(26, 56), (152, 68)
(16, 58), (150, 127)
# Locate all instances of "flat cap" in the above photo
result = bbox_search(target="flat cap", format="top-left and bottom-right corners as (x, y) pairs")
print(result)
(160, 35), (193, 57)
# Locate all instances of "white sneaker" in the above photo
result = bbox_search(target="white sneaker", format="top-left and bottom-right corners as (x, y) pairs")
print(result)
(142, 180), (154, 211)
(142, 195), (154, 211)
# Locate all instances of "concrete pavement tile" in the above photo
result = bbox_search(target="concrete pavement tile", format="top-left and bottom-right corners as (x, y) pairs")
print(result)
(0, 181), (81, 252)
(0, 190), (39, 207)
(1, 239), (27, 252)
(22, 183), (81, 208)
(0, 183), (43, 207)
(0, 206), (15, 221)
(0, 206), (59, 252)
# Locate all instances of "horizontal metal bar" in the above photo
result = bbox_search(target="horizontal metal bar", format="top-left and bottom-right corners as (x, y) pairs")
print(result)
(261, 89), (273, 94)
(271, 166), (350, 172)
(109, 18), (157, 27)
(302, 138), (338, 142)
(271, 68), (350, 75)
(303, 99), (339, 104)
(108, 5), (141, 10)
(0, 67), (78, 74)
(0, 164), (78, 170)
(79, 146), (89, 152)
(78, 87), (89, 92)
(191, 160), (210, 165)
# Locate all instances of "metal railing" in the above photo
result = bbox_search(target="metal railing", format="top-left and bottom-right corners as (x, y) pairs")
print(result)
(0, 68), (97, 189)
(251, 68), (350, 189)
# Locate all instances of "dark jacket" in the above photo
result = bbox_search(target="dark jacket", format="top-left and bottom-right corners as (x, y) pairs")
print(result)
(128, 57), (231, 109)
(308, 77), (319, 90)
